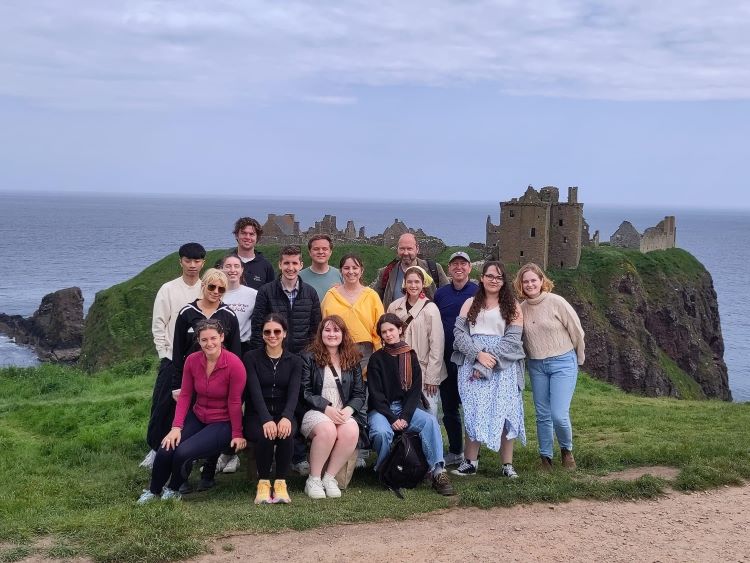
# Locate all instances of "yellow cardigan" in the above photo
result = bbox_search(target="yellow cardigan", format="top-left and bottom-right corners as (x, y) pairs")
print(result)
(321, 287), (384, 350)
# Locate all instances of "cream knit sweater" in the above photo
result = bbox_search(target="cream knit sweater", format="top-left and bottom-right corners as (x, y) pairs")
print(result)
(519, 292), (585, 364)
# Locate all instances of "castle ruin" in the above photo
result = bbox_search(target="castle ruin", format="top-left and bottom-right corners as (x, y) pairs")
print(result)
(611, 216), (676, 252)
(486, 185), (586, 269)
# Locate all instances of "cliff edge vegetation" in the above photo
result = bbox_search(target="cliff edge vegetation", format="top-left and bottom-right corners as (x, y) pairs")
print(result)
(81, 244), (729, 401)
(80, 244), (480, 373)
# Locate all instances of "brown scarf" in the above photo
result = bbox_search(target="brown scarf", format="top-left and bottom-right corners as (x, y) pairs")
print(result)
(384, 340), (413, 391)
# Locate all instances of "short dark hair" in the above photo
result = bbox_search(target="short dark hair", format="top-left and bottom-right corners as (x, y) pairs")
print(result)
(280, 245), (302, 258)
(307, 234), (333, 251)
(377, 312), (404, 336)
(178, 242), (206, 260)
(233, 217), (263, 239)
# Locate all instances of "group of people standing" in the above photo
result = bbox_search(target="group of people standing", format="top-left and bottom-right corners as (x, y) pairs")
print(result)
(139, 216), (585, 505)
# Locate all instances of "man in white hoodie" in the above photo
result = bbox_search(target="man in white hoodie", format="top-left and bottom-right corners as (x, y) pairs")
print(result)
(142, 242), (205, 468)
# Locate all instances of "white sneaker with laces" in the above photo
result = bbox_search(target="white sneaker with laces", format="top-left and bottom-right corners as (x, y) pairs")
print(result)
(137, 489), (157, 504)
(304, 476), (326, 499)
(321, 474), (342, 498)
(161, 487), (182, 501)
(443, 452), (465, 467)
(139, 450), (156, 469)
(502, 463), (519, 479)
(292, 460), (310, 476)
(220, 454), (240, 474)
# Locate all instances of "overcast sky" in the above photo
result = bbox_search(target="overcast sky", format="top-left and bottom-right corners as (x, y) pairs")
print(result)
(1, 1), (748, 207)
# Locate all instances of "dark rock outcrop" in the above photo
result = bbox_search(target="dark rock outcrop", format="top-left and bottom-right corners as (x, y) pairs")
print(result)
(554, 248), (730, 400)
(0, 287), (84, 363)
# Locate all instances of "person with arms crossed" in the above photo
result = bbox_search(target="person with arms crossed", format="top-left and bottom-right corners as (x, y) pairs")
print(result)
(230, 217), (275, 290)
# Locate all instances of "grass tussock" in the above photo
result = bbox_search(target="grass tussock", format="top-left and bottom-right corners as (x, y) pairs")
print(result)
(1, 363), (749, 562)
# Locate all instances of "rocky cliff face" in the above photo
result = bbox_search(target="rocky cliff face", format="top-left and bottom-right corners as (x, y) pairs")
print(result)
(553, 248), (730, 400)
(0, 287), (84, 363)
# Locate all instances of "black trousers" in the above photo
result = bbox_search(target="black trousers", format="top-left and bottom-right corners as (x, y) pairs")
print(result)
(439, 353), (463, 455)
(146, 358), (177, 451)
(246, 414), (297, 480)
(149, 411), (231, 494)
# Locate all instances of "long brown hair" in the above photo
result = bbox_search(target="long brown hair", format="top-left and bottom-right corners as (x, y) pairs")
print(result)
(467, 261), (518, 326)
(307, 315), (362, 371)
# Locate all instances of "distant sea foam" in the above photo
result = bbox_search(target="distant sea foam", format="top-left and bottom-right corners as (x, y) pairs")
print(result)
(0, 192), (747, 400)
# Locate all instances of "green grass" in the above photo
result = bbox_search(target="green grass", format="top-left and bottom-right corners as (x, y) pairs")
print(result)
(80, 244), (475, 371)
(2, 364), (749, 562)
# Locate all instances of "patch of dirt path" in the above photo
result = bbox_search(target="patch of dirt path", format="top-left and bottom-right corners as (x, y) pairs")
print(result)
(197, 484), (750, 562)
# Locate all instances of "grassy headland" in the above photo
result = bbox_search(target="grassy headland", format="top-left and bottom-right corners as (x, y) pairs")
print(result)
(1, 362), (749, 562)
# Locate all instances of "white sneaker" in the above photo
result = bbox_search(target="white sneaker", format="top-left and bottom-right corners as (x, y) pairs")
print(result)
(355, 457), (367, 469)
(321, 474), (342, 498)
(218, 453), (240, 474)
(137, 489), (157, 504)
(139, 450), (156, 469)
(443, 452), (465, 467)
(304, 476), (326, 499)
(292, 460), (310, 476)
(502, 463), (519, 479)
(161, 487), (182, 501)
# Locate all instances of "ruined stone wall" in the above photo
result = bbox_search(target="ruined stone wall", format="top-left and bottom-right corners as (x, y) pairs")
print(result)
(548, 204), (583, 269)
(498, 203), (550, 268)
(641, 216), (677, 252)
(610, 221), (641, 249)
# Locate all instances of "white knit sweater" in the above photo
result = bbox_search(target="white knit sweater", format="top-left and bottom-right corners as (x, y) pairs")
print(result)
(519, 292), (585, 364)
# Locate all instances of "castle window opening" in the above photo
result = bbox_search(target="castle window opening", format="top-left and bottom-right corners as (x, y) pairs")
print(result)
(560, 261), (564, 268)
(530, 227), (536, 238)
(559, 219), (563, 226)
(509, 210), (515, 218)
(564, 236), (568, 243)
(520, 250), (524, 257)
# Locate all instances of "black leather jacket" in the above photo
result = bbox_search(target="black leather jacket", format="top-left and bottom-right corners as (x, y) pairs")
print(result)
(300, 351), (366, 419)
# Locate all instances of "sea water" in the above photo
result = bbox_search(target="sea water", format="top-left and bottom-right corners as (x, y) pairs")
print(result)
(1, 192), (747, 399)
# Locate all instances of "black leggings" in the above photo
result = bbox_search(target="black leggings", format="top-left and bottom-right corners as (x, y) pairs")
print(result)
(146, 358), (177, 451)
(247, 416), (297, 480)
(149, 411), (231, 494)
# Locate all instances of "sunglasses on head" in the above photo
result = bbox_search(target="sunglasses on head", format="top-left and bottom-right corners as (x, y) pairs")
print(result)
(263, 328), (283, 336)
(206, 283), (226, 294)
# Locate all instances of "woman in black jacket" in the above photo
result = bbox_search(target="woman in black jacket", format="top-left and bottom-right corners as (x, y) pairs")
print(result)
(243, 313), (302, 505)
(300, 315), (366, 499)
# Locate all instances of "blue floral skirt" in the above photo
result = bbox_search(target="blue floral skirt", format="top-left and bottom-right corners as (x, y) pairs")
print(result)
(457, 333), (526, 451)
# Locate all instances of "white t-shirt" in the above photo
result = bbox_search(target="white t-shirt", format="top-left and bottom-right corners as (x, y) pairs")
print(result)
(222, 285), (258, 343)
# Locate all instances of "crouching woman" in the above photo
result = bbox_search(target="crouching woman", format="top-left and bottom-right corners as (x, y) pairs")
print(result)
(300, 315), (366, 499)
(138, 319), (246, 503)
(366, 313), (454, 496)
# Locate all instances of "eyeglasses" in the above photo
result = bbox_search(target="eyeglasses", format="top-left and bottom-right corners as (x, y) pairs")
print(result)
(263, 329), (283, 336)
(206, 284), (226, 294)
(483, 274), (504, 282)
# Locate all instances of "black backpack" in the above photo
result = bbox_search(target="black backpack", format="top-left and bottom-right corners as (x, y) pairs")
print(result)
(378, 432), (429, 498)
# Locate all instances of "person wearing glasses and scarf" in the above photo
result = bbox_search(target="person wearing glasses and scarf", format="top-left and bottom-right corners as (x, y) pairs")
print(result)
(366, 313), (455, 496)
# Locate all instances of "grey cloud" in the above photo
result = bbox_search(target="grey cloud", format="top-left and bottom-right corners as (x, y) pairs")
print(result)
(1, 0), (749, 108)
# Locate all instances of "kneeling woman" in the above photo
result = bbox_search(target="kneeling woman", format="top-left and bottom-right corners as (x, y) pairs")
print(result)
(366, 313), (454, 496)
(138, 319), (246, 503)
(244, 313), (303, 504)
(300, 315), (366, 499)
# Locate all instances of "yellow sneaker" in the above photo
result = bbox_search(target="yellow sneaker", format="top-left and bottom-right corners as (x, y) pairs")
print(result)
(272, 479), (291, 504)
(254, 479), (272, 505)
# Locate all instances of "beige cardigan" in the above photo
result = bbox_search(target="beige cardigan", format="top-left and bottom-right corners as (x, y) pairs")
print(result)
(387, 296), (449, 386)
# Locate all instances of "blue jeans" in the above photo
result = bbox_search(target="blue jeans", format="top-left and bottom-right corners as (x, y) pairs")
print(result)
(368, 401), (445, 473)
(528, 350), (578, 459)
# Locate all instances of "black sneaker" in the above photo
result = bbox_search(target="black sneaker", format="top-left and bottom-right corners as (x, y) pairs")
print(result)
(197, 477), (216, 491)
(450, 460), (477, 476)
(178, 481), (194, 495)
